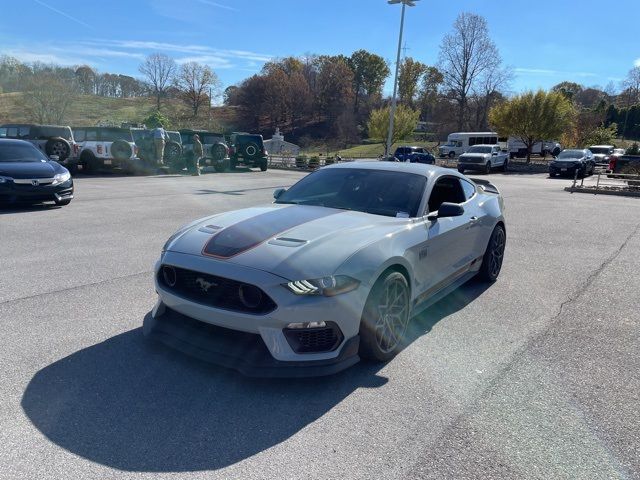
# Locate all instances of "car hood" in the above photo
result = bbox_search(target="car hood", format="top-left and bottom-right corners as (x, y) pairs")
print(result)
(166, 204), (410, 280)
(459, 153), (489, 160)
(0, 161), (59, 179)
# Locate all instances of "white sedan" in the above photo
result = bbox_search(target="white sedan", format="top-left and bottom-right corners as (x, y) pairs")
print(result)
(144, 162), (507, 377)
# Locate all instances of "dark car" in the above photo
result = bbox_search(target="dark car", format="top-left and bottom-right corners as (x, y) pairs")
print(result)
(408, 152), (436, 164)
(0, 123), (76, 166)
(226, 132), (268, 171)
(549, 149), (596, 178)
(0, 139), (74, 206)
(393, 146), (428, 162)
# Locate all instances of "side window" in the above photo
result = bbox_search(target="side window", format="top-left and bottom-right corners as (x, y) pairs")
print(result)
(427, 177), (467, 213)
(18, 126), (30, 138)
(0, 127), (6, 137)
(85, 129), (97, 141)
(6, 127), (18, 137)
(468, 137), (476, 147)
(74, 129), (85, 142)
(460, 179), (476, 201)
(456, 141), (463, 148)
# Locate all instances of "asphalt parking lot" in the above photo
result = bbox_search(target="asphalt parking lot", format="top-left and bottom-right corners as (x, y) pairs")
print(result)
(1, 168), (639, 480)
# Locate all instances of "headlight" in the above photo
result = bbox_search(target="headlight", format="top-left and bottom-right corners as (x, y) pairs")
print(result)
(51, 171), (71, 185)
(284, 275), (360, 297)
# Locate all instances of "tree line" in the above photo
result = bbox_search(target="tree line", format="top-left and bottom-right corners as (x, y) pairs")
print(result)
(1, 10), (638, 145)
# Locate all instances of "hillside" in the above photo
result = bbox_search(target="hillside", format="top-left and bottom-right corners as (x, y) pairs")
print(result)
(0, 92), (239, 130)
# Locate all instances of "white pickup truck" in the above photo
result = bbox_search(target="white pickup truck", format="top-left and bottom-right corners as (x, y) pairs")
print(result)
(457, 144), (509, 174)
(71, 127), (137, 174)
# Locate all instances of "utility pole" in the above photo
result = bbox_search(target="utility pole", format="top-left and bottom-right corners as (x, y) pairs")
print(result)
(386, 0), (419, 157)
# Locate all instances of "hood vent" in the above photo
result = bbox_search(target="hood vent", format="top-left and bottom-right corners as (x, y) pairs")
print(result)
(268, 237), (308, 247)
(198, 225), (223, 234)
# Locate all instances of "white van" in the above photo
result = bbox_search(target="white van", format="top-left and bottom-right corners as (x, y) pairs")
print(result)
(507, 137), (561, 159)
(438, 132), (502, 158)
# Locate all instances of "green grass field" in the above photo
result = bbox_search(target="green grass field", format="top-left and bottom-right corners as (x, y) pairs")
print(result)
(302, 140), (438, 158)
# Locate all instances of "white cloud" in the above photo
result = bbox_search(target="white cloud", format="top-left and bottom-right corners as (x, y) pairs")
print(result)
(196, 0), (238, 11)
(515, 67), (596, 78)
(89, 39), (274, 63)
(33, 0), (91, 29)
(3, 49), (94, 66)
(175, 55), (234, 68)
(635, 58), (640, 67)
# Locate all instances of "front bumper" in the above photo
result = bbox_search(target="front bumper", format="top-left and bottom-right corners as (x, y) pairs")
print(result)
(458, 161), (487, 171)
(144, 306), (360, 377)
(148, 251), (366, 376)
(549, 164), (581, 176)
(0, 180), (74, 204)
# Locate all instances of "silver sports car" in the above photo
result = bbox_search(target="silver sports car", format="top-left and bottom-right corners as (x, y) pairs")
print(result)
(144, 162), (506, 376)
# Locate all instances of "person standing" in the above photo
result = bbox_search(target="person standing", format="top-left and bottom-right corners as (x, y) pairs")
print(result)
(153, 124), (167, 164)
(192, 134), (203, 176)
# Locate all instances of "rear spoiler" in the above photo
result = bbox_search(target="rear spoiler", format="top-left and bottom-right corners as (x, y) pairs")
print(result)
(470, 178), (500, 194)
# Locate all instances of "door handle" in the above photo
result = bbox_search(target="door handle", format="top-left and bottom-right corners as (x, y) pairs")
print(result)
(470, 216), (478, 222)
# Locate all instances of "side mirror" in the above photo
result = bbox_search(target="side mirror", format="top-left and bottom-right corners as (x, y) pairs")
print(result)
(492, 152), (498, 156)
(49, 155), (60, 162)
(273, 188), (286, 199)
(428, 202), (464, 221)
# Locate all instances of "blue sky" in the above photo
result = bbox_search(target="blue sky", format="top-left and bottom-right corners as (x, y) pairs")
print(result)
(1, 0), (639, 97)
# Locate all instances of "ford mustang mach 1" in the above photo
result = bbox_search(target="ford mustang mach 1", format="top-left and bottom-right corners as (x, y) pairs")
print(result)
(144, 162), (506, 377)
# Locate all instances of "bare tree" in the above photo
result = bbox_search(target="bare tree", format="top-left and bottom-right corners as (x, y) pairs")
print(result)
(20, 70), (78, 124)
(438, 12), (501, 130)
(175, 61), (220, 117)
(473, 66), (513, 129)
(139, 53), (177, 110)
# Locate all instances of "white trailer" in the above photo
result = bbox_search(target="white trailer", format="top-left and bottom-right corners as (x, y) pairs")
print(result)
(438, 132), (502, 158)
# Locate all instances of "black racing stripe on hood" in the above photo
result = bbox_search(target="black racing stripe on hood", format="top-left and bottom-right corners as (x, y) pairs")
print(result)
(202, 206), (340, 258)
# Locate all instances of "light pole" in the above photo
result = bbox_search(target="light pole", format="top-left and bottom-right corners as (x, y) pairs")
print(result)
(386, 0), (419, 157)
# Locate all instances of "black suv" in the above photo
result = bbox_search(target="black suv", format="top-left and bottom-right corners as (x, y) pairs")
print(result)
(179, 129), (230, 172)
(0, 124), (76, 165)
(226, 132), (268, 171)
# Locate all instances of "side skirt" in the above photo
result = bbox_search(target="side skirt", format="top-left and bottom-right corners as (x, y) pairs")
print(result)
(411, 260), (482, 318)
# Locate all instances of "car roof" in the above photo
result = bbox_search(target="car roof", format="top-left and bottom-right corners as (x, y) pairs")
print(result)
(589, 145), (614, 148)
(0, 138), (38, 146)
(469, 144), (498, 147)
(324, 160), (459, 179)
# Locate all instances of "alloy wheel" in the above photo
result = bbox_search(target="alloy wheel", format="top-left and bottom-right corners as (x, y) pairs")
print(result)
(489, 227), (506, 278)
(374, 277), (410, 354)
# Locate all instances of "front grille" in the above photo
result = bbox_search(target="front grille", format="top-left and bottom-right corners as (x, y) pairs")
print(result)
(158, 265), (276, 315)
(283, 322), (344, 353)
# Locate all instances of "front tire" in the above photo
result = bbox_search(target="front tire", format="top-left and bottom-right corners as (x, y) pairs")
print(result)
(359, 271), (411, 362)
(477, 224), (506, 283)
(485, 162), (491, 174)
(448, 152), (455, 159)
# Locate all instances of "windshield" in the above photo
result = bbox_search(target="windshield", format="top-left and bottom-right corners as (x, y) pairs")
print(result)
(275, 168), (426, 218)
(394, 147), (410, 155)
(467, 146), (492, 153)
(0, 143), (48, 162)
(557, 150), (584, 159)
(589, 147), (612, 155)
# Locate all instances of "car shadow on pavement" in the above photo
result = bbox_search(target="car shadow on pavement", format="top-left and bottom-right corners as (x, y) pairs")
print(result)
(21, 281), (488, 473)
